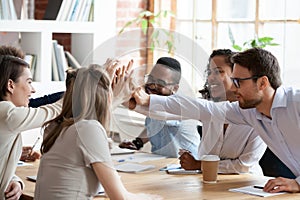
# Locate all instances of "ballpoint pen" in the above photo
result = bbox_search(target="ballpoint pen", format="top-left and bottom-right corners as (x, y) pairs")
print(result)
(253, 185), (264, 189)
(29, 137), (40, 156)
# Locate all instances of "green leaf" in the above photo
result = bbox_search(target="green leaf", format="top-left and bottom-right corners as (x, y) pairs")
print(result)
(251, 40), (258, 47)
(166, 40), (174, 53)
(228, 26), (235, 44)
(150, 42), (155, 51)
(118, 21), (133, 34)
(154, 10), (162, 18)
(232, 44), (242, 51)
(141, 19), (148, 35)
(258, 37), (273, 43)
(269, 43), (279, 46)
(163, 10), (168, 18)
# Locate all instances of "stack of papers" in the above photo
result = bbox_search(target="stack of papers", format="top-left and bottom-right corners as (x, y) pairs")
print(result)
(112, 152), (166, 163)
(110, 146), (135, 155)
(115, 163), (155, 173)
(229, 185), (286, 197)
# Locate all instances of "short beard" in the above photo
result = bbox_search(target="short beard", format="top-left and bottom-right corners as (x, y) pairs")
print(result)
(239, 97), (262, 109)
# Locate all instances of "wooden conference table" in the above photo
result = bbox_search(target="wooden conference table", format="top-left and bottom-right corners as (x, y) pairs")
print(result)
(16, 154), (300, 200)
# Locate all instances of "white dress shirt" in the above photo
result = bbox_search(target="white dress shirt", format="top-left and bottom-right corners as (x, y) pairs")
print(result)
(148, 86), (300, 184)
(201, 121), (266, 175)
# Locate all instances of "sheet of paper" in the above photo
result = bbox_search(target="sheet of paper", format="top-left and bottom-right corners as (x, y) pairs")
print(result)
(26, 175), (37, 182)
(115, 163), (155, 173)
(112, 152), (166, 163)
(110, 146), (135, 155)
(17, 161), (33, 167)
(229, 185), (286, 197)
(95, 184), (105, 197)
(159, 163), (181, 171)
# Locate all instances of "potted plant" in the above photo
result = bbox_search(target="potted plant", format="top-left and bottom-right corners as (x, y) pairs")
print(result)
(118, 10), (175, 53)
(228, 26), (279, 51)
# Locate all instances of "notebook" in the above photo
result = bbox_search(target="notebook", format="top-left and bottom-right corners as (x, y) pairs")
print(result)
(229, 185), (286, 197)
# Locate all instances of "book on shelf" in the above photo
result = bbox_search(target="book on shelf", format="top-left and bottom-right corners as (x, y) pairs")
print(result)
(43, 0), (63, 20)
(1, 0), (17, 20)
(70, 0), (85, 21)
(56, 0), (93, 21)
(13, 0), (23, 19)
(79, 0), (93, 21)
(57, 44), (68, 76)
(51, 43), (59, 81)
(66, 0), (79, 21)
(88, 0), (94, 21)
(52, 40), (68, 81)
(24, 54), (37, 80)
(56, 0), (67, 21)
(65, 51), (81, 69)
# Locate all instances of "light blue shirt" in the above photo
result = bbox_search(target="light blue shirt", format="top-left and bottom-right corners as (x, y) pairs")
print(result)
(145, 117), (200, 158)
(149, 86), (300, 184)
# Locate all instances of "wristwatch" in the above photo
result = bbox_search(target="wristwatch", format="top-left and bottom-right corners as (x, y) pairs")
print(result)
(132, 137), (144, 150)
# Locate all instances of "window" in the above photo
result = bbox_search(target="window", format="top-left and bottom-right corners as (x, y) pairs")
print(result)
(174, 0), (300, 89)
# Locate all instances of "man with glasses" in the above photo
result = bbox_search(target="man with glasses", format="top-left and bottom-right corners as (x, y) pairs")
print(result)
(179, 49), (266, 175)
(132, 48), (300, 193)
(119, 57), (200, 158)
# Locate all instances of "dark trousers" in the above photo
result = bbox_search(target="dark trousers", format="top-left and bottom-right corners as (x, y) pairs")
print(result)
(259, 147), (296, 179)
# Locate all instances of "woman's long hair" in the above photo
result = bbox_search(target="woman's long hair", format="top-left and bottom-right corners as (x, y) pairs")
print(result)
(41, 64), (111, 154)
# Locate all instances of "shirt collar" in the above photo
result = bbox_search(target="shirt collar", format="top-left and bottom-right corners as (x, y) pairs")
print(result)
(272, 86), (287, 109)
(255, 86), (287, 120)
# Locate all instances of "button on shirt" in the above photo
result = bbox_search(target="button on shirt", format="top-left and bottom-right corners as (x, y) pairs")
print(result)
(148, 86), (300, 184)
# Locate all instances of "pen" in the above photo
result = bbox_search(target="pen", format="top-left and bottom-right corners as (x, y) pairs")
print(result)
(29, 137), (40, 156)
(253, 185), (264, 189)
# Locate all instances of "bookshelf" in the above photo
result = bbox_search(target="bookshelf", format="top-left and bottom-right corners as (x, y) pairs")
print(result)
(1, 1), (147, 151)
(0, 0), (117, 146)
(0, 0), (116, 98)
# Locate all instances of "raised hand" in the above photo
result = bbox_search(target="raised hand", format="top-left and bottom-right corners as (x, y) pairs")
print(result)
(132, 87), (150, 107)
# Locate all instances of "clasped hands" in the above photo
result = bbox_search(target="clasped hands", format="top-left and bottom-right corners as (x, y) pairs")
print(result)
(178, 149), (300, 193)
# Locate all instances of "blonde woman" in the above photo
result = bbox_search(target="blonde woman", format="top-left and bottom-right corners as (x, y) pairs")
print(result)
(35, 65), (160, 200)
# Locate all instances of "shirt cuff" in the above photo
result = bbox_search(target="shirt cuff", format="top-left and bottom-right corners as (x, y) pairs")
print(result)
(11, 175), (24, 190)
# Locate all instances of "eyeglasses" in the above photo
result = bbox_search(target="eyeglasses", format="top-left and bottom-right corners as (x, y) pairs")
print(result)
(230, 76), (260, 88)
(206, 68), (225, 76)
(144, 74), (177, 94)
(144, 74), (177, 87)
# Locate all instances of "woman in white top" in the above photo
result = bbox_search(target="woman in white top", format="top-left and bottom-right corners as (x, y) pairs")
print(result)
(179, 49), (266, 175)
(0, 45), (62, 200)
(35, 65), (160, 200)
(173, 49), (265, 174)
